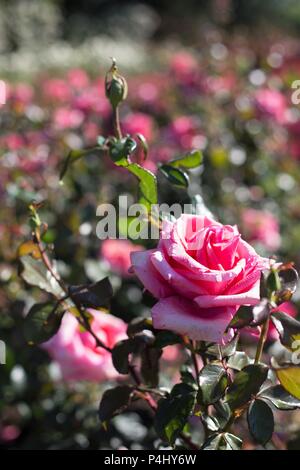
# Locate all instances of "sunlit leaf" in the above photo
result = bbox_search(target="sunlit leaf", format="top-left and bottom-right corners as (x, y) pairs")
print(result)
(276, 367), (300, 400)
(169, 150), (203, 169)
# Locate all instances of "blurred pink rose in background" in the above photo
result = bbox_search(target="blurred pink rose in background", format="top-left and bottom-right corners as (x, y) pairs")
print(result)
(53, 107), (84, 130)
(44, 310), (127, 382)
(166, 116), (204, 150)
(241, 208), (281, 252)
(43, 78), (72, 103)
(67, 68), (90, 89)
(131, 214), (269, 344)
(0, 425), (21, 443)
(169, 52), (198, 82)
(254, 88), (287, 124)
(123, 112), (155, 142)
(101, 239), (144, 277)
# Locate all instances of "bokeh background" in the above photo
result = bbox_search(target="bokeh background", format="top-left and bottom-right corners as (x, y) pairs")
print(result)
(1, 0), (300, 450)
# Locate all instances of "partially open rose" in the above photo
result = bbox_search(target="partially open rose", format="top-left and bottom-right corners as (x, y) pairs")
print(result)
(43, 310), (127, 382)
(131, 214), (269, 344)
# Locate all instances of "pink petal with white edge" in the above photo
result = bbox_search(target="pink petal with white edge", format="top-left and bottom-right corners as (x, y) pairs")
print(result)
(194, 278), (261, 308)
(151, 296), (235, 344)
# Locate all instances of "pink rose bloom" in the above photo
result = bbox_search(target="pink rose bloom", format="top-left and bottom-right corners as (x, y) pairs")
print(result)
(67, 69), (89, 89)
(44, 310), (127, 382)
(11, 83), (34, 105)
(4, 133), (25, 150)
(169, 52), (198, 82)
(43, 79), (71, 102)
(53, 107), (84, 130)
(123, 112), (154, 142)
(254, 88), (287, 124)
(241, 208), (281, 252)
(101, 239), (144, 277)
(0, 425), (21, 443)
(166, 116), (203, 150)
(131, 214), (269, 344)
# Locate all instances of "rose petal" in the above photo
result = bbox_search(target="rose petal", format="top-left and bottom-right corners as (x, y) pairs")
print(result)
(131, 250), (173, 298)
(194, 278), (261, 308)
(152, 296), (235, 344)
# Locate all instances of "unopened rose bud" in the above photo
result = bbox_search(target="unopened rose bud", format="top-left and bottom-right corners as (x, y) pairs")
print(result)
(105, 59), (128, 109)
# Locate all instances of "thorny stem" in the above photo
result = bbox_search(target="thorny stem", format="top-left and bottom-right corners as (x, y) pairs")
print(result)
(254, 316), (270, 364)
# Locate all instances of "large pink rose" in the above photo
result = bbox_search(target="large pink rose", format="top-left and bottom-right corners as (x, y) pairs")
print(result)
(131, 214), (269, 344)
(43, 310), (127, 382)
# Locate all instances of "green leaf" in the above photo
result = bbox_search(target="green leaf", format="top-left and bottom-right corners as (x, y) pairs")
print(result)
(127, 316), (153, 337)
(247, 399), (274, 445)
(126, 162), (158, 209)
(112, 334), (152, 374)
(98, 386), (133, 425)
(24, 302), (63, 345)
(223, 433), (243, 450)
(276, 367), (300, 400)
(202, 434), (223, 450)
(20, 255), (64, 298)
(198, 364), (228, 405)
(154, 383), (196, 446)
(153, 331), (182, 349)
(169, 150), (203, 169)
(227, 352), (252, 371)
(201, 414), (220, 432)
(180, 366), (197, 388)
(202, 433), (242, 450)
(226, 307), (253, 330)
(213, 401), (231, 429)
(59, 147), (100, 181)
(225, 364), (269, 410)
(259, 385), (300, 410)
(140, 347), (162, 387)
(68, 277), (113, 309)
(159, 164), (189, 188)
(206, 334), (239, 358)
(270, 310), (300, 350)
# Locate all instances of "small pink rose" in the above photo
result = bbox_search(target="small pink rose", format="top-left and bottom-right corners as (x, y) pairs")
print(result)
(131, 214), (269, 344)
(254, 88), (287, 124)
(43, 310), (127, 382)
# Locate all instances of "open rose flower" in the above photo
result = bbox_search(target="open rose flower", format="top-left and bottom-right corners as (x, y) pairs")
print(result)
(131, 214), (269, 344)
(43, 310), (127, 382)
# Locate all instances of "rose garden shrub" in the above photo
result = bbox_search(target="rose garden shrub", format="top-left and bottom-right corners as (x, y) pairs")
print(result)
(1, 32), (300, 449)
